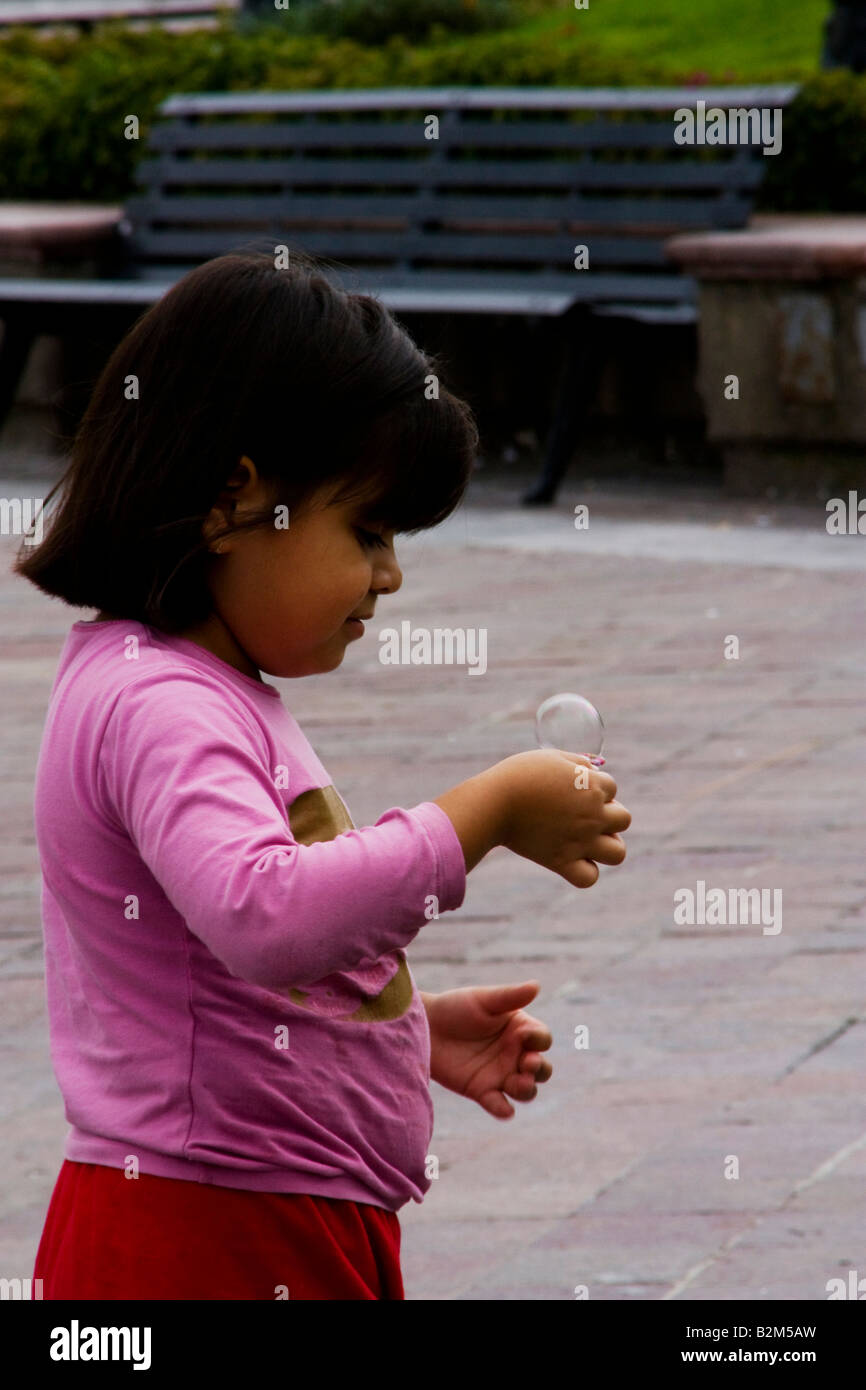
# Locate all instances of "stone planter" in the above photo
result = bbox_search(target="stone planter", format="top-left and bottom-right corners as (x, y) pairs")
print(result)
(0, 202), (122, 450)
(666, 214), (866, 499)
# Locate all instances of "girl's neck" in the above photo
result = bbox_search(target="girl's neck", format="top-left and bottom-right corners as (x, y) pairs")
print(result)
(87, 612), (263, 683)
(172, 614), (263, 683)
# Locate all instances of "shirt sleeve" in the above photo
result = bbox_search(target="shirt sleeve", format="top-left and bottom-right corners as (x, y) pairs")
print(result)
(98, 670), (467, 990)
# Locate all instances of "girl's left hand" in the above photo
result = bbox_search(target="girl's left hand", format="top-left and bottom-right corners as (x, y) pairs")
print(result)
(425, 981), (553, 1119)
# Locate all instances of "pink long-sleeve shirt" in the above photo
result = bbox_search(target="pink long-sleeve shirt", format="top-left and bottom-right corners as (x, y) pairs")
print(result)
(33, 620), (467, 1210)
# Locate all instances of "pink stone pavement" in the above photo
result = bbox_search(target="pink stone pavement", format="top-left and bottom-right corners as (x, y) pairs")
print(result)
(1, 443), (864, 1300)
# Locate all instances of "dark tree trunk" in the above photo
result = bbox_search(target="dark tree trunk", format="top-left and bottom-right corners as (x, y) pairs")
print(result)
(823, 0), (866, 71)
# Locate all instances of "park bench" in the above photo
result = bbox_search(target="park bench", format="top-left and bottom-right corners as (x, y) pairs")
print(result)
(0, 85), (796, 499)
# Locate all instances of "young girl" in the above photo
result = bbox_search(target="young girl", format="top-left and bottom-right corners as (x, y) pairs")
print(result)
(16, 248), (630, 1300)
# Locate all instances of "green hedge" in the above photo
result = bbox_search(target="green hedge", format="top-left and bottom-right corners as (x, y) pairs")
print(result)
(237, 0), (522, 46)
(758, 71), (866, 211)
(1, 19), (865, 209)
(0, 17), (678, 201)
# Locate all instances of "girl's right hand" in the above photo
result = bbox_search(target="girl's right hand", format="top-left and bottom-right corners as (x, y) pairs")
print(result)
(490, 749), (631, 888)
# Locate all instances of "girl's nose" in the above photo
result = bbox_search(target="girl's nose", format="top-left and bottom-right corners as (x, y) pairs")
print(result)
(376, 553), (402, 595)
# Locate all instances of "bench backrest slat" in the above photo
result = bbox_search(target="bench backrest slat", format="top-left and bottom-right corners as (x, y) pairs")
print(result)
(129, 225), (685, 268)
(135, 153), (766, 194)
(128, 194), (753, 242)
(149, 116), (765, 155)
(158, 86), (798, 115)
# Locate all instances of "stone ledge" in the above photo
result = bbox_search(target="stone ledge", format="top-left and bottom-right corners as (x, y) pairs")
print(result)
(0, 202), (123, 263)
(667, 214), (866, 281)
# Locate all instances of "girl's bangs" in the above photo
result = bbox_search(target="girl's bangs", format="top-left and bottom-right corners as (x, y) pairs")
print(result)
(324, 386), (478, 536)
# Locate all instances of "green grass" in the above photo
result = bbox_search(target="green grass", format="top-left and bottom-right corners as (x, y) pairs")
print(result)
(513, 0), (832, 83)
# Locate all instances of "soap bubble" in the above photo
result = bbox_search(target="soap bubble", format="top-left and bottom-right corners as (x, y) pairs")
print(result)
(535, 693), (605, 757)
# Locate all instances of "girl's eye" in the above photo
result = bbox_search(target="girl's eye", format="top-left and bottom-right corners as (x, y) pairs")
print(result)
(355, 527), (388, 550)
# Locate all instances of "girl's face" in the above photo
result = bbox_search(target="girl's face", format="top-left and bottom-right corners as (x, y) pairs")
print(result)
(189, 458), (403, 680)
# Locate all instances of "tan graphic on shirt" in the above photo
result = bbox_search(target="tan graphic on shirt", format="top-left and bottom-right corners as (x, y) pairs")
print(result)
(283, 785), (413, 1023)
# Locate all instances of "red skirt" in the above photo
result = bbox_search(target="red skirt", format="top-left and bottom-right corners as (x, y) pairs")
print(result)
(33, 1160), (404, 1300)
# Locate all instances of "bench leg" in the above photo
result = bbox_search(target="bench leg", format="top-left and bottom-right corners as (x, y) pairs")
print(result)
(0, 315), (38, 436)
(521, 309), (599, 506)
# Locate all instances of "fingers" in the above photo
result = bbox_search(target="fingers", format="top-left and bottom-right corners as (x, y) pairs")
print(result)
(517, 1023), (553, 1054)
(504, 1073), (538, 1102)
(481, 1091), (516, 1120)
(558, 829), (626, 883)
(587, 832), (627, 866)
(520, 1053), (553, 1083)
(603, 800), (631, 833)
(593, 770), (618, 803)
(559, 857), (599, 888)
(532, 751), (631, 887)
(557, 751), (618, 803)
(580, 797), (630, 838)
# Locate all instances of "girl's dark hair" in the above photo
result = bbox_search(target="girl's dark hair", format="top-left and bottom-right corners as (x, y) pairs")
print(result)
(14, 247), (479, 632)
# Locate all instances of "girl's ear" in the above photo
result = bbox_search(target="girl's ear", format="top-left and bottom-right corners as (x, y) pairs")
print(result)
(221, 455), (259, 500)
(203, 457), (271, 552)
